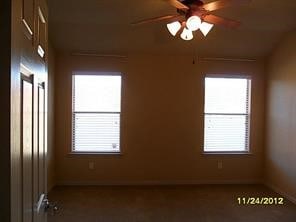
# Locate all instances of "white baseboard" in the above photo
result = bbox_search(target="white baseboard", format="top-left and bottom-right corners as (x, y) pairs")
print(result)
(56, 179), (262, 186)
(264, 182), (296, 205)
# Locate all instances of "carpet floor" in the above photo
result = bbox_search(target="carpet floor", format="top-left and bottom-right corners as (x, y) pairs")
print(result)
(48, 185), (296, 222)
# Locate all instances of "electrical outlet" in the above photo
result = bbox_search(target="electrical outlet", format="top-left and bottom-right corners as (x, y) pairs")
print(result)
(89, 162), (95, 170)
(217, 161), (223, 169)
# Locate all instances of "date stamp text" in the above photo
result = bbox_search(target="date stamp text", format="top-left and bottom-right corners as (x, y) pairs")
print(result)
(237, 197), (284, 205)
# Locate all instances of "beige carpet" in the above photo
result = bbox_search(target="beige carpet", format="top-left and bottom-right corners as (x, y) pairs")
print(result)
(48, 185), (296, 222)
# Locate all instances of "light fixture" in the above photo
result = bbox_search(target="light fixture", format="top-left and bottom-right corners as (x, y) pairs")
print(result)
(200, 22), (214, 36)
(166, 16), (214, 41)
(180, 27), (193, 41)
(166, 21), (182, 36)
(186, 15), (201, 31)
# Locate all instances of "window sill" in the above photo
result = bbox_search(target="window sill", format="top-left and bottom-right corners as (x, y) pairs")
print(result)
(202, 151), (253, 155)
(68, 152), (122, 156)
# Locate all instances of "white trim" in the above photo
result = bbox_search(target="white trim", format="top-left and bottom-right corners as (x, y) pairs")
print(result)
(68, 152), (122, 156)
(73, 71), (122, 76)
(205, 74), (252, 79)
(264, 183), (296, 205)
(56, 179), (262, 186)
(202, 151), (252, 155)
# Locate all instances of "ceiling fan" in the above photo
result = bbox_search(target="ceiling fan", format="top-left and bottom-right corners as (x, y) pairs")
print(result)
(132, 0), (251, 40)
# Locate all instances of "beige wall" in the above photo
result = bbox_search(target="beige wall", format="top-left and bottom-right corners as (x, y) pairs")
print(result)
(55, 53), (265, 185)
(47, 43), (56, 191)
(265, 30), (296, 201)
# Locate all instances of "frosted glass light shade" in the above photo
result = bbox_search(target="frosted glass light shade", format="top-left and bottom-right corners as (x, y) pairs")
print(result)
(180, 28), (193, 41)
(186, 16), (201, 31)
(166, 21), (182, 36)
(200, 22), (214, 36)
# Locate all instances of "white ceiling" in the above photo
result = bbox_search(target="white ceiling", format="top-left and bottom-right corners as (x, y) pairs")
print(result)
(49, 0), (296, 57)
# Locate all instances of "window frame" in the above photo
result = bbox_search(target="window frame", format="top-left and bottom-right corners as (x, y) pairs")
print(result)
(202, 74), (252, 155)
(71, 72), (123, 155)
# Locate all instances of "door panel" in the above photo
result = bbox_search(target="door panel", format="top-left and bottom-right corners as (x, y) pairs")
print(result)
(38, 85), (45, 195)
(21, 77), (34, 222)
(37, 8), (47, 59)
(37, 83), (47, 222)
(22, 0), (35, 39)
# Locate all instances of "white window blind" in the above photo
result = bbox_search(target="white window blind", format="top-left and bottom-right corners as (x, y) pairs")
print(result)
(204, 77), (251, 152)
(72, 74), (121, 153)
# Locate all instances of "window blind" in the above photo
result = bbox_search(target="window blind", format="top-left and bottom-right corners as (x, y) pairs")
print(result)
(72, 75), (121, 152)
(204, 77), (251, 152)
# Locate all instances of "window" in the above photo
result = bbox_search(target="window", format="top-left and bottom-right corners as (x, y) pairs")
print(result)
(72, 74), (121, 153)
(204, 76), (251, 153)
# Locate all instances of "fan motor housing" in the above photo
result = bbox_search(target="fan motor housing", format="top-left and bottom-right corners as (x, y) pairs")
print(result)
(181, 0), (204, 7)
(178, 0), (207, 19)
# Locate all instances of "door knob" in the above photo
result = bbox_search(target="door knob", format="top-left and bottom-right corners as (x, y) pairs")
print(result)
(44, 198), (59, 215)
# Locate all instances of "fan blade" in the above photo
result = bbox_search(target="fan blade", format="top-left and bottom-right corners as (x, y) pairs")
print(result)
(131, 15), (181, 25)
(203, 0), (251, 12)
(203, 14), (240, 28)
(167, 0), (189, 10)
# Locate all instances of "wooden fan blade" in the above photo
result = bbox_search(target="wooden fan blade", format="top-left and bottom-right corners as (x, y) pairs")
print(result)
(203, 14), (240, 28)
(167, 0), (189, 10)
(131, 15), (181, 25)
(203, 0), (251, 12)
